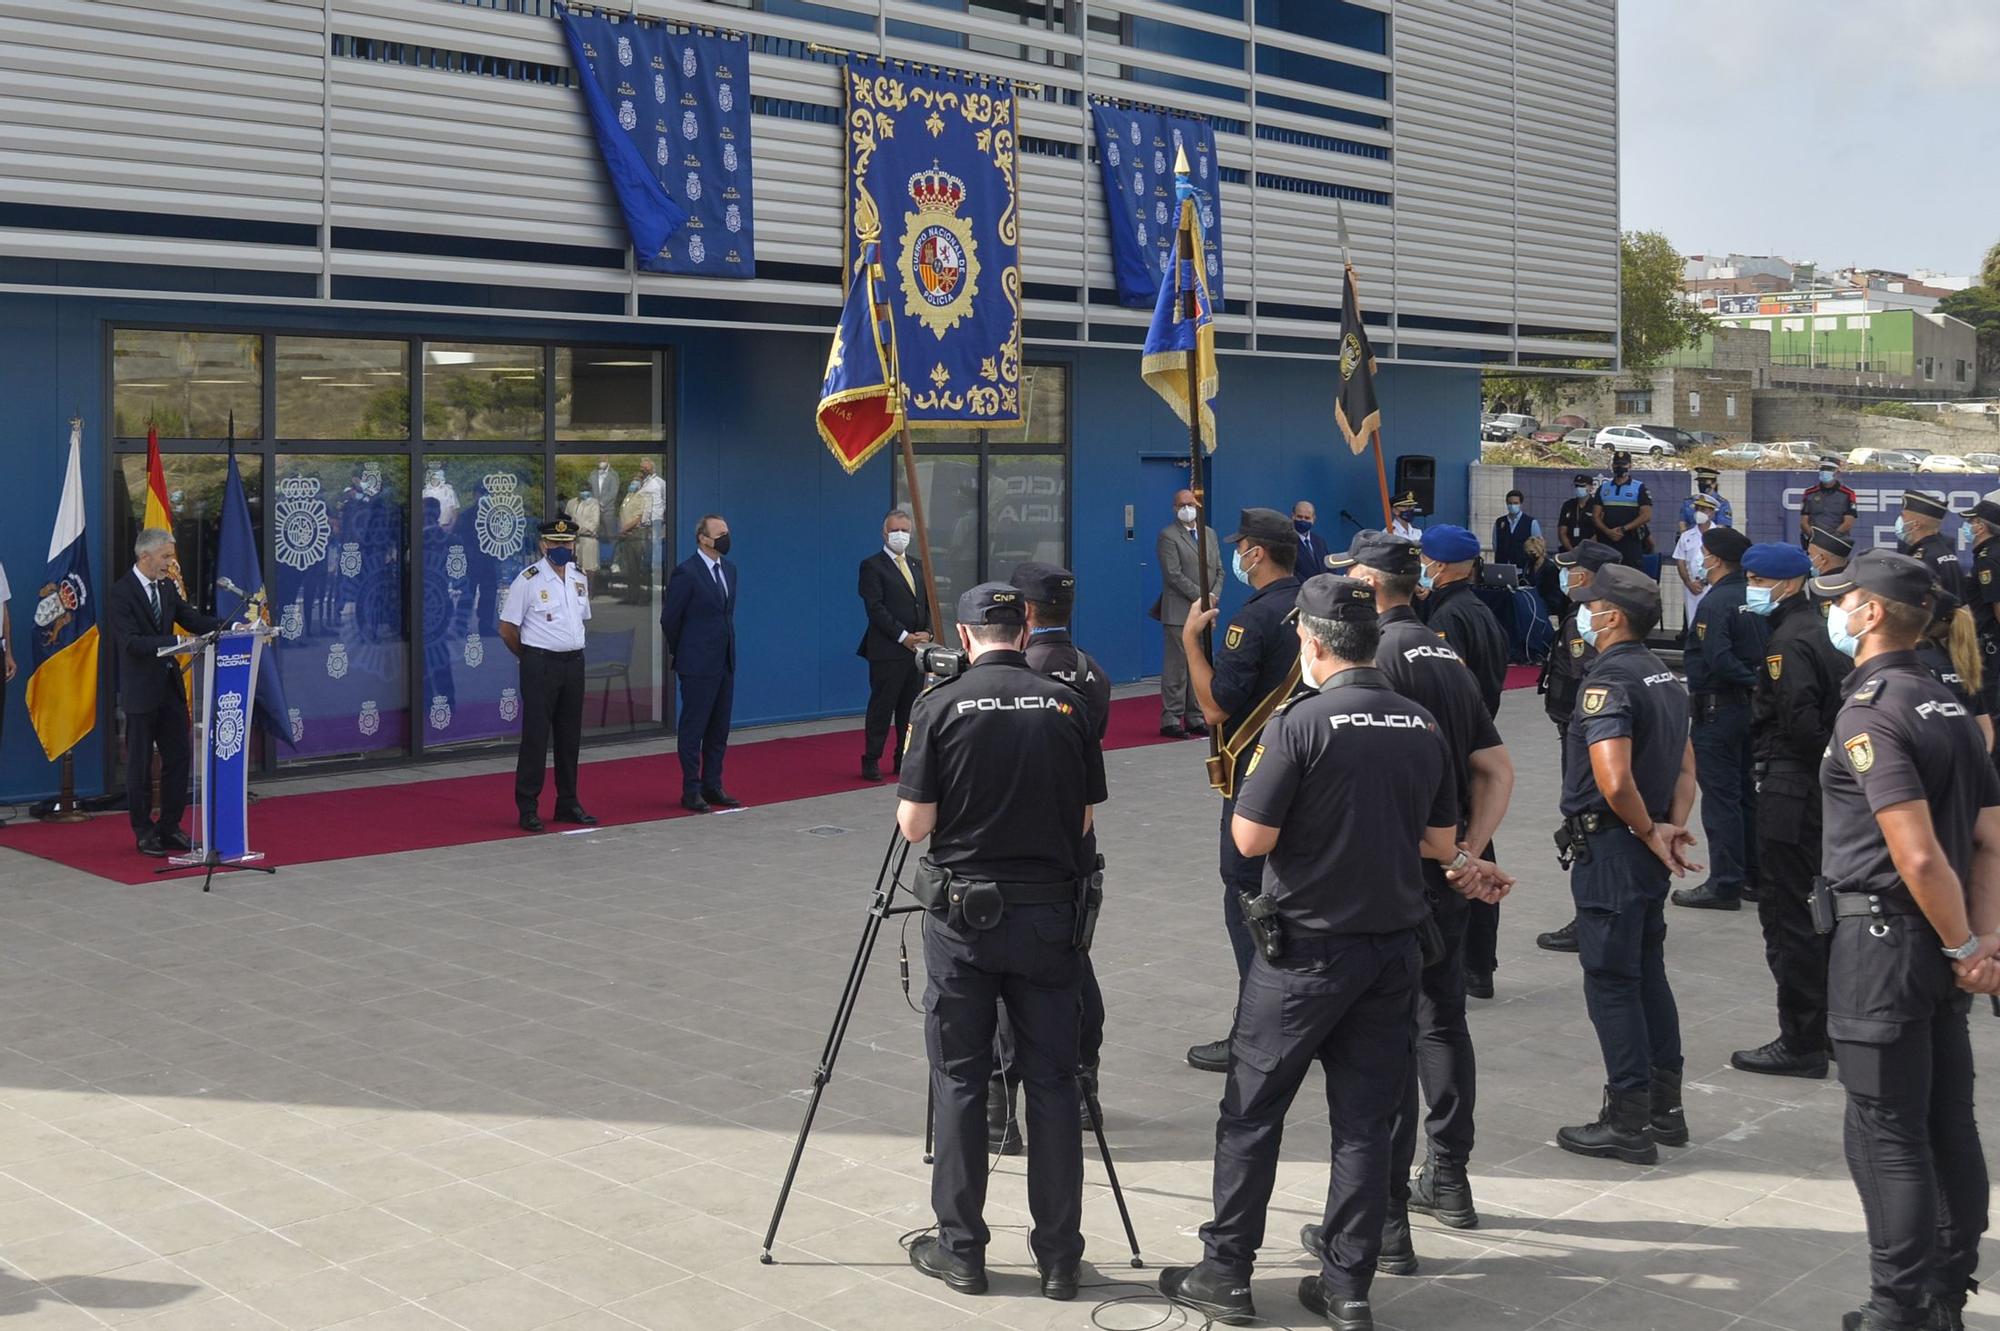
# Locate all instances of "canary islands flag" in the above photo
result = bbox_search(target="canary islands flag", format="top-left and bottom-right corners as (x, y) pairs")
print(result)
(817, 238), (905, 475)
(1139, 154), (1218, 452)
(25, 420), (99, 761)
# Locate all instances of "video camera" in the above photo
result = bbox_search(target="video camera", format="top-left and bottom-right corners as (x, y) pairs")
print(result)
(916, 643), (968, 680)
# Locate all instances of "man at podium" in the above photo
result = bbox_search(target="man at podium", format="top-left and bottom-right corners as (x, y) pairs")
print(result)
(110, 528), (220, 857)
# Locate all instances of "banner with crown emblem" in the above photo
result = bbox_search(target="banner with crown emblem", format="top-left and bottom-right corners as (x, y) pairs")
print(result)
(845, 59), (1022, 427)
(556, 5), (755, 277)
(1090, 103), (1223, 308)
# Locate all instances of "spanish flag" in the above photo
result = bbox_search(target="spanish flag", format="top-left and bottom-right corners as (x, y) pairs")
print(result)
(142, 425), (192, 697)
(816, 237), (905, 475)
(25, 421), (99, 761)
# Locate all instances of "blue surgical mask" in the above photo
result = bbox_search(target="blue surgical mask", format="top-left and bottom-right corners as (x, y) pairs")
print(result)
(1826, 602), (1860, 659)
(1558, 567), (1573, 596)
(1418, 564), (1436, 592)
(1819, 470), (1836, 485)
(1744, 585), (1776, 615)
(547, 547), (573, 568)
(1575, 486), (1590, 500)
(1231, 548), (1252, 586)
(1894, 517), (1908, 543)
(1507, 503), (1522, 517)
(1577, 603), (1600, 648)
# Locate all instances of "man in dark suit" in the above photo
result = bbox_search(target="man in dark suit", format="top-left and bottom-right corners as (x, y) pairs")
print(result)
(111, 528), (220, 856)
(1293, 500), (1335, 579)
(856, 508), (931, 783)
(661, 513), (739, 812)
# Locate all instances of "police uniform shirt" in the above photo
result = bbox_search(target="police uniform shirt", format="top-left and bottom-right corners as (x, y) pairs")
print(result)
(1801, 482), (1857, 532)
(1541, 607), (1597, 723)
(1915, 641), (1987, 716)
(1902, 531), (1964, 602)
(1377, 607), (1502, 821)
(1751, 593), (1848, 769)
(1419, 580), (1508, 717)
(1821, 649), (2000, 901)
(1686, 570), (1769, 695)
(1211, 574), (1303, 741)
(1558, 496), (1593, 550)
(1233, 666), (1455, 935)
(1025, 629), (1111, 742)
(1595, 477), (1650, 530)
(499, 557), (591, 651)
(1559, 642), (1691, 818)
(898, 650), (1107, 885)
(1972, 539), (2000, 630)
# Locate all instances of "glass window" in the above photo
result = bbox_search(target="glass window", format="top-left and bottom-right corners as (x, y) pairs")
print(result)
(987, 453), (1066, 577)
(1253, 0), (1387, 54)
(895, 454), (983, 630)
(1254, 44), (1388, 100)
(985, 364), (1069, 445)
(277, 338), (411, 440)
(423, 343), (545, 441)
(555, 454), (670, 734)
(270, 455), (410, 762)
(113, 330), (262, 439)
(1725, 394), (1737, 419)
(555, 348), (664, 441)
(115, 453), (263, 623)
(421, 457), (544, 749)
(1688, 391), (1701, 414)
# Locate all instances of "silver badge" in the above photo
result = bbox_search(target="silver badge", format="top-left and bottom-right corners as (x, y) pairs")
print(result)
(499, 688), (520, 722)
(428, 695), (452, 732)
(463, 631), (484, 669)
(326, 642), (349, 680)
(213, 689), (246, 762)
(358, 699), (380, 737)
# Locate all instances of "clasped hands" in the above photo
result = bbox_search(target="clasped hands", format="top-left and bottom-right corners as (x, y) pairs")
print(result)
(1445, 849), (1513, 904)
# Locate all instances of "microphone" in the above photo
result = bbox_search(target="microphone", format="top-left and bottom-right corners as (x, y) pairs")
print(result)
(1339, 509), (1362, 531)
(215, 574), (250, 602)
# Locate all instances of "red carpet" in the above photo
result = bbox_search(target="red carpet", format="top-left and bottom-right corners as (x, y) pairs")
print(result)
(1, 696), (1186, 885)
(1506, 664), (1541, 691)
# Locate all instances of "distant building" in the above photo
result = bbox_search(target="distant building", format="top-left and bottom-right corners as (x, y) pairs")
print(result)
(1674, 310), (1979, 397)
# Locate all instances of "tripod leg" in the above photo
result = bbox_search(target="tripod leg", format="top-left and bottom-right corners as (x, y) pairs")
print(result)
(1085, 1081), (1144, 1268)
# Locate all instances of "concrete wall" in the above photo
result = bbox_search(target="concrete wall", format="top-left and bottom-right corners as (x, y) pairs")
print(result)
(1750, 392), (2000, 452)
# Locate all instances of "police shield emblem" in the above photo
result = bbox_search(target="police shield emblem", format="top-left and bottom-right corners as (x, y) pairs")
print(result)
(1569, 638), (1584, 658)
(1984, 569), (1993, 586)
(1845, 732), (1875, 773)
(1245, 744), (1264, 778)
(1581, 686), (1609, 715)
(1694, 622), (1708, 641)
(1766, 654), (1783, 681)
(1225, 624), (1244, 651)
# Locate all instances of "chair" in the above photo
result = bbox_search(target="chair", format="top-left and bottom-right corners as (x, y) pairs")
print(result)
(584, 627), (636, 731)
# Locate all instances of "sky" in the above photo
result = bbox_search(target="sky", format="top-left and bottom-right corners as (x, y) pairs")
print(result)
(1618, 0), (1999, 277)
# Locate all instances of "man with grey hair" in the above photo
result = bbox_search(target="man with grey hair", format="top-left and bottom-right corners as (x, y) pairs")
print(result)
(108, 527), (220, 857)
(856, 507), (932, 782)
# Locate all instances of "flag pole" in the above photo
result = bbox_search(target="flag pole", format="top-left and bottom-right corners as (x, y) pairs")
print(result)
(46, 412), (92, 823)
(1175, 169), (1217, 762)
(1334, 202), (1395, 528)
(862, 233), (944, 639)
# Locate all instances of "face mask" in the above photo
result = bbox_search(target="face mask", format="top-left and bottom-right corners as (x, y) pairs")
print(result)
(1744, 584), (1775, 615)
(1298, 641), (1324, 691)
(1959, 524), (1972, 549)
(628, 481), (640, 494)
(711, 533), (732, 557)
(1819, 470), (1835, 485)
(1575, 486), (1590, 500)
(1695, 510), (1712, 526)
(1418, 564), (1437, 592)
(1576, 603), (1600, 648)
(1231, 548), (1254, 586)
(885, 530), (911, 554)
(546, 547), (573, 568)
(1826, 603), (1861, 659)
(1558, 567), (1573, 596)
(1294, 518), (1313, 536)
(1893, 517), (1908, 544)
(1177, 505), (1198, 524)
(1506, 503), (1521, 518)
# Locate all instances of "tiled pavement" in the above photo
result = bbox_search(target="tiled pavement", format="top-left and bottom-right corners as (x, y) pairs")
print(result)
(1, 700), (1996, 1331)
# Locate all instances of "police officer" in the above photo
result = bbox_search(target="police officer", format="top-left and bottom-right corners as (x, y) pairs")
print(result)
(498, 518), (596, 832)
(1416, 525), (1507, 717)
(1390, 492), (1423, 541)
(1180, 507), (1303, 1072)
(1557, 473), (1597, 553)
(1810, 526), (1856, 579)
(985, 561), (1112, 1151)
(1678, 466), (1732, 532)
(1311, 532), (1513, 1268)
(1590, 454), (1653, 568)
(1801, 456), (1859, 550)
(898, 582), (1107, 1304)
(1732, 542), (1845, 1080)
(1159, 576), (1504, 1331)
(1676, 524), (1770, 911)
(1535, 540), (1622, 955)
(1555, 564), (1700, 1165)
(1811, 549), (1999, 1331)
(1896, 489), (1962, 602)
(1960, 493), (2000, 741)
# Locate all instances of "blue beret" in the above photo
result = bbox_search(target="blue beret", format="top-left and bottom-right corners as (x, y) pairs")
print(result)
(1741, 542), (1811, 579)
(1420, 524), (1480, 562)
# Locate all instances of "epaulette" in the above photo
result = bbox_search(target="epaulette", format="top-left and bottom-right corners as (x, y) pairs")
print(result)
(1853, 677), (1885, 705)
(523, 565), (539, 578)
(1268, 691), (1304, 720)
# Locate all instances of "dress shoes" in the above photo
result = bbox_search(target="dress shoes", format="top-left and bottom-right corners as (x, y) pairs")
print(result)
(136, 833), (168, 858)
(1671, 881), (1742, 911)
(553, 805), (598, 826)
(1185, 1038), (1230, 1073)
(907, 1235), (986, 1294)
(156, 826), (192, 852)
(861, 757), (883, 782)
(1160, 723), (1186, 739)
(1464, 969), (1494, 1000)
(680, 793), (711, 813)
(1184, 719), (1209, 737)
(1537, 918), (1581, 952)
(1730, 1037), (1829, 1079)
(1158, 1262), (1254, 1325)
(518, 811), (545, 833)
(1040, 1261), (1080, 1301)
(703, 788), (742, 808)
(1297, 1277), (1374, 1330)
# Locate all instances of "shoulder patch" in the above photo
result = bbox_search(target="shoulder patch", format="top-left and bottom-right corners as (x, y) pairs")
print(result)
(1581, 686), (1609, 715)
(524, 565), (540, 578)
(1569, 638), (1584, 658)
(1982, 569), (1992, 586)
(1245, 743), (1264, 777)
(1225, 624), (1244, 651)
(1844, 732), (1874, 773)
(1766, 654), (1783, 681)
(1854, 677), (1885, 704)
(1694, 622), (1707, 641)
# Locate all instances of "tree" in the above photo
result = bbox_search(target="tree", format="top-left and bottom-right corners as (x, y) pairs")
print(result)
(1982, 239), (2000, 293)
(1481, 229), (1711, 417)
(1939, 240), (2000, 387)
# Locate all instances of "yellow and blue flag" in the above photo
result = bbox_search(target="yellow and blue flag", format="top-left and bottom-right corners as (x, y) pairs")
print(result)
(817, 237), (905, 475)
(1140, 151), (1218, 451)
(25, 420), (99, 761)
(216, 445), (293, 747)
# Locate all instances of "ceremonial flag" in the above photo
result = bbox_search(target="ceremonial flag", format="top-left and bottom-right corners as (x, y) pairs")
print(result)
(817, 239), (905, 474)
(1334, 213), (1381, 455)
(25, 420), (98, 761)
(1139, 151), (1218, 452)
(215, 447), (293, 748)
(143, 424), (192, 697)
(1089, 104), (1224, 307)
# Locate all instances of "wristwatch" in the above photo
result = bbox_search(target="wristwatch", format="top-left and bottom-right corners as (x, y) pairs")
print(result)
(1942, 934), (1983, 961)
(1446, 849), (1472, 875)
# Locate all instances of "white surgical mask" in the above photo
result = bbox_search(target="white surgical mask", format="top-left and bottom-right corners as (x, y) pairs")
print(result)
(1744, 585), (1775, 615)
(1558, 567), (1573, 596)
(1894, 517), (1909, 543)
(885, 530), (911, 554)
(1819, 470), (1836, 485)
(1826, 603), (1861, 659)
(1695, 509), (1712, 526)
(1575, 486), (1590, 500)
(1177, 505), (1198, 524)
(1299, 642), (1324, 690)
(1506, 503), (1522, 517)
(1232, 548), (1253, 586)
(1577, 603), (1601, 648)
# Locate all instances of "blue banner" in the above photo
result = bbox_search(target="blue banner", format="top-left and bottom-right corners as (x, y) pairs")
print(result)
(557, 6), (754, 277)
(846, 60), (1022, 427)
(206, 630), (261, 863)
(215, 448), (292, 748)
(1744, 470), (1975, 558)
(1091, 104), (1222, 308)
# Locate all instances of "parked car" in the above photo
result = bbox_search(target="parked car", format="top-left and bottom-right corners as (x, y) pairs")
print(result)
(1918, 454), (1977, 474)
(1560, 427), (1596, 449)
(1551, 413), (1590, 431)
(1964, 453), (2000, 470)
(1761, 442), (1820, 464)
(1529, 427), (1568, 444)
(1846, 447), (1923, 470)
(1712, 443), (1766, 462)
(1482, 412), (1540, 442)
(1639, 424), (1702, 453)
(1595, 423), (1681, 457)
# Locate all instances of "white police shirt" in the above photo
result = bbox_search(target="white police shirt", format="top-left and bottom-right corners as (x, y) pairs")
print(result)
(500, 557), (591, 651)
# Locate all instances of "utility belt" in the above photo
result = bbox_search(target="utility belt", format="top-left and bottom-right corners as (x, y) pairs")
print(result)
(523, 645), (584, 660)
(1810, 879), (1919, 936)
(1553, 809), (1663, 869)
(1236, 890), (1444, 970)
(911, 855), (1104, 951)
(1693, 688), (1751, 721)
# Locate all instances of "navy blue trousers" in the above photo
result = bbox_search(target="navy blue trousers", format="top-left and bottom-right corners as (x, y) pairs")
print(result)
(674, 669), (733, 795)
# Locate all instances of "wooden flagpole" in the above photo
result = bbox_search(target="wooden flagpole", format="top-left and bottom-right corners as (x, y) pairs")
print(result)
(1177, 187), (1217, 764)
(863, 237), (944, 640)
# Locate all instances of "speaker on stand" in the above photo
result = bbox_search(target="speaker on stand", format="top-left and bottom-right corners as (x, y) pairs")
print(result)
(1393, 454), (1436, 515)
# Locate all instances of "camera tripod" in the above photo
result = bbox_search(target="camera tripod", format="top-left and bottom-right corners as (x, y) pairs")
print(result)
(760, 829), (1144, 1268)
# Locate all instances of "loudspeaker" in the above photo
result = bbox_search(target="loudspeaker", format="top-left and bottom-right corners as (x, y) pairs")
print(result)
(1393, 454), (1436, 515)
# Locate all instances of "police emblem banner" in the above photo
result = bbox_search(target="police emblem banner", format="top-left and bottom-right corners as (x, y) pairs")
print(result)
(203, 630), (264, 863)
(1089, 103), (1223, 308)
(556, 5), (755, 277)
(845, 59), (1022, 427)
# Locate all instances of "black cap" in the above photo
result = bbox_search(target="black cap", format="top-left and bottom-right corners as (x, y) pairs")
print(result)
(1335, 530), (1421, 576)
(1222, 506), (1299, 548)
(1554, 539), (1620, 571)
(1693, 466), (1719, 480)
(1808, 527), (1854, 559)
(1902, 489), (1948, 519)
(1572, 563), (1658, 621)
(1009, 560), (1076, 606)
(1809, 548), (1934, 609)
(539, 517), (579, 542)
(1572, 473), (1595, 486)
(1701, 526), (1752, 563)
(1392, 491), (1421, 511)
(1958, 490), (2000, 526)
(1296, 574), (1378, 623)
(956, 581), (1027, 625)
(1610, 452), (1631, 470)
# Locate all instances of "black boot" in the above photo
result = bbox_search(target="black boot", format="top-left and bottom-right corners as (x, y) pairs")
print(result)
(908, 1234), (987, 1294)
(1408, 1156), (1478, 1229)
(1926, 1289), (1968, 1330)
(1536, 918), (1581, 952)
(1297, 1276), (1374, 1330)
(1648, 1067), (1690, 1147)
(1186, 1038), (1230, 1073)
(1557, 1086), (1658, 1165)
(1841, 1306), (1933, 1331)
(1158, 1261), (1255, 1325)
(986, 1076), (1022, 1156)
(1729, 1037), (1829, 1079)
(1300, 1209), (1417, 1277)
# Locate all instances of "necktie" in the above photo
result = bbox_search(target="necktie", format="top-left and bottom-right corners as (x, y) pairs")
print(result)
(148, 579), (162, 627)
(712, 563), (727, 601)
(894, 554), (914, 592)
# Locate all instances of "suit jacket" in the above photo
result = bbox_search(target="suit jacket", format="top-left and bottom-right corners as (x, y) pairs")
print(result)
(661, 552), (737, 677)
(1297, 528), (1335, 579)
(109, 571), (219, 712)
(1156, 522), (1222, 626)
(856, 550), (928, 661)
